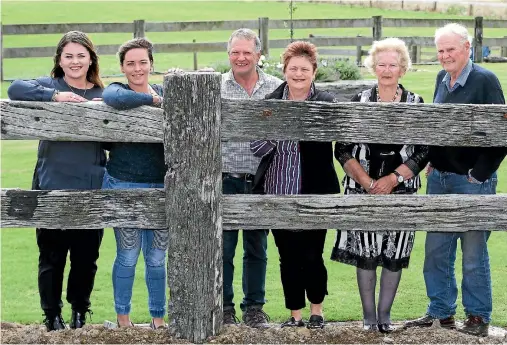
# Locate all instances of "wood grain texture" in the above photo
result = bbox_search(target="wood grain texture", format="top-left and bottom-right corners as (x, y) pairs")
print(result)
(220, 100), (507, 146)
(0, 100), (164, 142)
(163, 72), (223, 342)
(2, 190), (506, 232)
(3, 98), (507, 146)
(0, 189), (166, 229)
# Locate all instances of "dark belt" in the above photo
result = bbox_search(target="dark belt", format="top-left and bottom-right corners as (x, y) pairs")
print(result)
(224, 173), (254, 181)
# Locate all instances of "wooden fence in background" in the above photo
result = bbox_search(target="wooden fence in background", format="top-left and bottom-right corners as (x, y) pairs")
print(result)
(1, 72), (507, 342)
(2, 16), (507, 80)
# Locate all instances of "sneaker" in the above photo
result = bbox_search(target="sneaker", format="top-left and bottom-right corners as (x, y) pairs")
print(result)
(70, 309), (92, 329)
(242, 307), (270, 328)
(281, 317), (305, 328)
(223, 308), (240, 326)
(458, 315), (489, 337)
(404, 314), (456, 329)
(43, 314), (66, 332)
(307, 315), (325, 329)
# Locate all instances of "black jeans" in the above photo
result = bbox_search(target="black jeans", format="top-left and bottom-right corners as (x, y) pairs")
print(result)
(36, 228), (103, 316)
(272, 229), (328, 310)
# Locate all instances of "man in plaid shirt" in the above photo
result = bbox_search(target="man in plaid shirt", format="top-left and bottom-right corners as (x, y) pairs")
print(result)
(221, 28), (282, 328)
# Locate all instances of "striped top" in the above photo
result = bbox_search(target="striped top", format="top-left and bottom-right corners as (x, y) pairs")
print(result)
(251, 84), (315, 195)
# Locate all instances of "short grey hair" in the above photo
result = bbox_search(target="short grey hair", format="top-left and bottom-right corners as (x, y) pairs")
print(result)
(435, 23), (472, 46)
(227, 28), (262, 53)
(363, 37), (412, 75)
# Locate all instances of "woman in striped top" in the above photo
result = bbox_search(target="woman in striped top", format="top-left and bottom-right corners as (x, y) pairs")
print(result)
(331, 38), (429, 333)
(251, 41), (340, 329)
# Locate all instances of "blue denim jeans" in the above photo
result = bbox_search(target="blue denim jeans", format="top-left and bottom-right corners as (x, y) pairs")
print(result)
(222, 174), (268, 311)
(424, 169), (497, 322)
(102, 172), (168, 318)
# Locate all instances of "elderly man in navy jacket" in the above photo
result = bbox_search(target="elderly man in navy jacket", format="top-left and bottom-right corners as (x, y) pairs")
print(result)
(405, 23), (505, 337)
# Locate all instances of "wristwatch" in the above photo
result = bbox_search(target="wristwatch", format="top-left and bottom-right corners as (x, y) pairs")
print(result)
(393, 170), (404, 184)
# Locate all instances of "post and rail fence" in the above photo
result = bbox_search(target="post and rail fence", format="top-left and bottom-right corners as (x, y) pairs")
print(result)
(1, 72), (507, 342)
(2, 16), (507, 81)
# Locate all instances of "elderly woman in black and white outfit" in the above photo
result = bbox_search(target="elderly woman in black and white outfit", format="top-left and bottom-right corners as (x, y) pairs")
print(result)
(331, 37), (429, 333)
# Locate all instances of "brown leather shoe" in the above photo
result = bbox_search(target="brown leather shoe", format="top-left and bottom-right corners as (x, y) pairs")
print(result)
(404, 314), (456, 329)
(458, 315), (489, 337)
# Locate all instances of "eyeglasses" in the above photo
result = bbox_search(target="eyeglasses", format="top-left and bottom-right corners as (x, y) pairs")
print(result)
(376, 63), (400, 71)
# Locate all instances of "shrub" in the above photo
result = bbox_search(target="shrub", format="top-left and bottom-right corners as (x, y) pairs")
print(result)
(210, 55), (362, 82)
(327, 58), (362, 81)
(210, 60), (230, 74)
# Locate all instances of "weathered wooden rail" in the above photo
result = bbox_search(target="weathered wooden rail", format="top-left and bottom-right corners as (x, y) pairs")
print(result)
(2, 16), (507, 80)
(1, 72), (506, 342)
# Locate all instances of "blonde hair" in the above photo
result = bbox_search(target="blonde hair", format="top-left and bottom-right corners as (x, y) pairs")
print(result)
(363, 37), (411, 75)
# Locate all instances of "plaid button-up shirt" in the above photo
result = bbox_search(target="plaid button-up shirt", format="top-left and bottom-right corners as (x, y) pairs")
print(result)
(221, 68), (282, 174)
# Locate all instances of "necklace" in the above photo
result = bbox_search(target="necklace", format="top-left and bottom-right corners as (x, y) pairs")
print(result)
(64, 77), (89, 99)
(376, 85), (399, 103)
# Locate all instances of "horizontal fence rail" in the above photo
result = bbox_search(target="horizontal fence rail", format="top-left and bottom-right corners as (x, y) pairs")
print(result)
(3, 18), (507, 36)
(2, 189), (507, 231)
(4, 37), (507, 59)
(2, 99), (507, 146)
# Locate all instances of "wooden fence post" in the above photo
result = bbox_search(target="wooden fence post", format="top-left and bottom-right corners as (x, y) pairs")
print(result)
(501, 36), (507, 58)
(372, 15), (382, 42)
(474, 16), (483, 63)
(163, 72), (222, 343)
(133, 19), (145, 38)
(1, 24), (4, 82)
(356, 35), (362, 66)
(410, 45), (421, 64)
(259, 17), (269, 57)
(193, 39), (198, 70)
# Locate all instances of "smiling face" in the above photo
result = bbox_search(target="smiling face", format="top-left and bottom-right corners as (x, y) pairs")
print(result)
(121, 48), (151, 89)
(59, 42), (91, 81)
(284, 55), (316, 95)
(436, 33), (470, 78)
(374, 50), (404, 88)
(228, 38), (261, 78)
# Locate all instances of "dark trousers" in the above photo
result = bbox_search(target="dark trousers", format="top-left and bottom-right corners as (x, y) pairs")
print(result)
(36, 228), (103, 316)
(222, 173), (268, 310)
(272, 229), (328, 311)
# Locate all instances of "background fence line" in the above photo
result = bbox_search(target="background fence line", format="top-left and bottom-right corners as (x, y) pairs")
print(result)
(2, 16), (507, 81)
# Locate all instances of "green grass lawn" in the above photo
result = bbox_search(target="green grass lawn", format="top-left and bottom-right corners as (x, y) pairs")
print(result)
(1, 0), (507, 327)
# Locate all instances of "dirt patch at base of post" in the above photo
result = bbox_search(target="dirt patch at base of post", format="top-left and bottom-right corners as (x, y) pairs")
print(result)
(2, 321), (507, 344)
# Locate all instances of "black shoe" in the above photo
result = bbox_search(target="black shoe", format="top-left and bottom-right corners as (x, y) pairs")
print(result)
(307, 315), (325, 329)
(242, 307), (270, 329)
(223, 308), (240, 325)
(281, 317), (305, 328)
(378, 323), (396, 333)
(43, 314), (66, 332)
(362, 323), (378, 331)
(458, 315), (489, 337)
(404, 314), (456, 329)
(70, 309), (91, 329)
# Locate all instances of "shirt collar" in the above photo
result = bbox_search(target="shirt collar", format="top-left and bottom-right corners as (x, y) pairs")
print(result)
(225, 67), (266, 87)
(442, 59), (473, 89)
